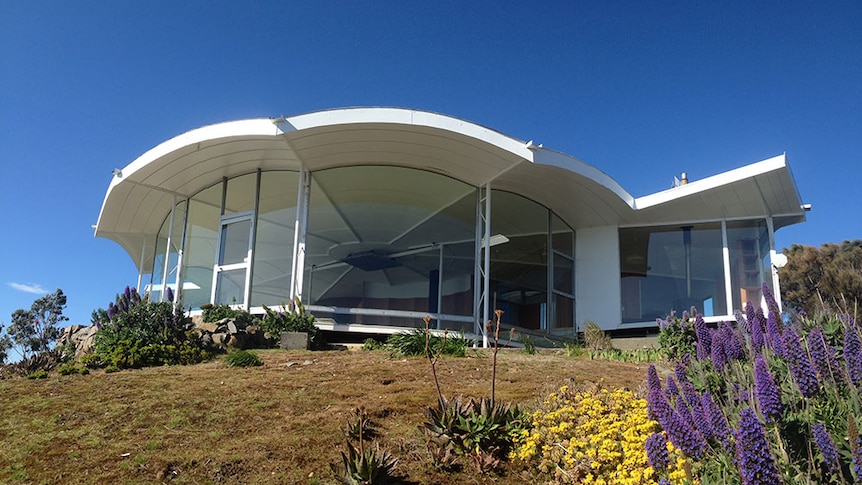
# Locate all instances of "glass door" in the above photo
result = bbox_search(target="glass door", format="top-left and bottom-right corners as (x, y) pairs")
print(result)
(212, 214), (254, 307)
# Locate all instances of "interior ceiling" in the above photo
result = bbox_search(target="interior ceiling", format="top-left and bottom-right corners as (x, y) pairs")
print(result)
(95, 108), (806, 272)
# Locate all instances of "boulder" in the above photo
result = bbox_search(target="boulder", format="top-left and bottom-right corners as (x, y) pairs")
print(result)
(279, 332), (309, 351)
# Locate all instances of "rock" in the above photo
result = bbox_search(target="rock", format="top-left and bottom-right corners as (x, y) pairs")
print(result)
(279, 332), (309, 351)
(227, 321), (239, 334)
(212, 333), (229, 347)
(196, 322), (219, 333)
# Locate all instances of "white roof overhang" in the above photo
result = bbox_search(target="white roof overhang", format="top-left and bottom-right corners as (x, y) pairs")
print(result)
(95, 107), (805, 272)
(628, 154), (806, 229)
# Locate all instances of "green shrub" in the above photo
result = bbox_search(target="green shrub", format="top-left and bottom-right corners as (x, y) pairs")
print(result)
(200, 303), (256, 327)
(224, 350), (262, 368)
(259, 299), (322, 349)
(57, 362), (86, 376)
(92, 287), (212, 369)
(80, 353), (105, 369)
(361, 338), (385, 351)
(386, 329), (471, 357)
(26, 370), (48, 379)
(656, 311), (697, 360)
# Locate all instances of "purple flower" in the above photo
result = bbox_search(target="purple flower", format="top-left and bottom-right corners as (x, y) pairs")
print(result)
(675, 361), (688, 384)
(645, 432), (670, 470)
(650, 388), (706, 460)
(766, 311), (783, 357)
(750, 308), (765, 352)
(812, 423), (840, 475)
(681, 381), (711, 440)
(735, 408), (781, 485)
(107, 302), (117, 319)
(702, 392), (732, 449)
(711, 329), (728, 373)
(647, 365), (662, 393)
(761, 282), (780, 317)
(723, 322), (746, 361)
(845, 324), (862, 388)
(648, 388), (674, 426)
(783, 326), (819, 397)
(807, 325), (841, 384)
(124, 285), (132, 301)
(166, 286), (174, 302)
(754, 354), (783, 422)
(695, 314), (712, 360)
(665, 376), (680, 401)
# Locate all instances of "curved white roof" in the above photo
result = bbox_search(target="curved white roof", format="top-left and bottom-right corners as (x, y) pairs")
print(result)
(95, 107), (805, 270)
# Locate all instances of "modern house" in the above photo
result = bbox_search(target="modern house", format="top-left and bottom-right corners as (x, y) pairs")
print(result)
(95, 107), (806, 345)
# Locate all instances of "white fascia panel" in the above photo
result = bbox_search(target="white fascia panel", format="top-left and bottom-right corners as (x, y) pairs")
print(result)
(634, 154), (787, 210)
(282, 107), (534, 162)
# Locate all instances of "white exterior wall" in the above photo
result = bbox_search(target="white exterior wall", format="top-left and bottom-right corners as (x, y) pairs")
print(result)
(575, 226), (622, 331)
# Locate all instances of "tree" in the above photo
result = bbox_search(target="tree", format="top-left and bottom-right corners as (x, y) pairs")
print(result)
(7, 289), (68, 358)
(0, 322), (11, 364)
(779, 240), (862, 319)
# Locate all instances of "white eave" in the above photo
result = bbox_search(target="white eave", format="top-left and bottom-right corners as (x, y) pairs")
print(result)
(94, 107), (806, 271)
(629, 153), (805, 229)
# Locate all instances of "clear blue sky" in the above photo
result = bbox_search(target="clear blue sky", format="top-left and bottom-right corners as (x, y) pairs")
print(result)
(1, 1), (860, 329)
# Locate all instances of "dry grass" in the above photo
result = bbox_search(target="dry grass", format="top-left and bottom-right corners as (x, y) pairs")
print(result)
(0, 348), (650, 484)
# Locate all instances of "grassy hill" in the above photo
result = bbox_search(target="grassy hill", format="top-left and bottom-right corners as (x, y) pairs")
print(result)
(0, 349), (648, 484)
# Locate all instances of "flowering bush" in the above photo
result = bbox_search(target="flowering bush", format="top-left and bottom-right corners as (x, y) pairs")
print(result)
(92, 286), (211, 368)
(649, 282), (862, 484)
(512, 382), (691, 484)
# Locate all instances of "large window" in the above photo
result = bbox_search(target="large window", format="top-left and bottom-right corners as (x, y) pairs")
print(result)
(488, 192), (575, 332)
(150, 200), (186, 302)
(727, 220), (771, 310)
(303, 166), (477, 329)
(620, 223), (727, 322)
(251, 171), (300, 307)
(181, 183), (221, 309)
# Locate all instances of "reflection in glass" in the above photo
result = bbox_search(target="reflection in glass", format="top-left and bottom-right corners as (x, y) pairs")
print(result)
(727, 219), (771, 310)
(182, 183), (221, 310)
(303, 166), (476, 324)
(620, 223), (726, 322)
(251, 171), (299, 307)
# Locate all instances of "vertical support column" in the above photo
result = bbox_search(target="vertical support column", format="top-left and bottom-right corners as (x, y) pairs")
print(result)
(437, 244), (444, 330)
(160, 196), (176, 303)
(545, 211), (552, 331)
(472, 184), (491, 348)
(766, 217), (782, 312)
(136, 239), (146, 292)
(290, 168), (311, 303)
(173, 199), (190, 311)
(721, 220), (734, 317)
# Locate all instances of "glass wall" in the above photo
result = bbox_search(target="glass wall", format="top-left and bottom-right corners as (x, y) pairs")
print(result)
(620, 222), (727, 323)
(727, 219), (771, 310)
(181, 183), (221, 309)
(251, 171), (299, 306)
(167, 167), (576, 335)
(489, 191), (549, 331)
(551, 214), (575, 331)
(303, 166), (477, 326)
(150, 200), (186, 302)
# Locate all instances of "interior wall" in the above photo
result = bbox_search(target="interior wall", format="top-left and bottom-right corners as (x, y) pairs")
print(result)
(576, 226), (622, 331)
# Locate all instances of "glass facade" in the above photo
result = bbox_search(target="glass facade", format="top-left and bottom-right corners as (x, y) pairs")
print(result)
(727, 220), (772, 311)
(620, 223), (727, 322)
(144, 166), (577, 335)
(620, 219), (772, 323)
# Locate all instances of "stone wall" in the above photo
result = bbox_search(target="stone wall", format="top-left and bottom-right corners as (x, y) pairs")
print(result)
(57, 319), (275, 358)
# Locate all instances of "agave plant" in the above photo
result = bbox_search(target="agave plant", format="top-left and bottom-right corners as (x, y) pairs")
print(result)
(330, 440), (398, 485)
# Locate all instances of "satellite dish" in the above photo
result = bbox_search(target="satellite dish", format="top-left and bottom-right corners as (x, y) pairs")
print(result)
(772, 253), (788, 268)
